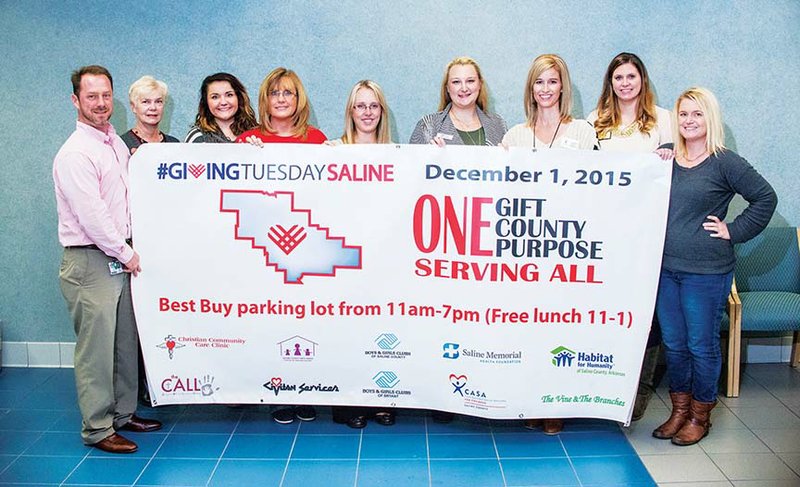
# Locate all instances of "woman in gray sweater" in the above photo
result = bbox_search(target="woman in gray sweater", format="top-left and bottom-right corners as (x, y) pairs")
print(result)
(652, 87), (776, 446)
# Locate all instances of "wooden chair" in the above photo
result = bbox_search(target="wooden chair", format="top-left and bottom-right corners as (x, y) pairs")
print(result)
(723, 227), (800, 397)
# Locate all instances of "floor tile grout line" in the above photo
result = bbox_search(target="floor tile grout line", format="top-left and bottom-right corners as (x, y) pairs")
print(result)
(204, 409), (243, 486)
(57, 448), (92, 487)
(424, 415), (432, 487)
(558, 435), (583, 487)
(489, 427), (507, 487)
(278, 419), (301, 487)
(0, 429), (44, 479)
(353, 428), (363, 487)
(132, 404), (185, 486)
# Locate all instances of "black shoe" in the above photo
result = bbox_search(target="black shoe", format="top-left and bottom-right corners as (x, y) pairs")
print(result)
(272, 407), (295, 424)
(347, 416), (367, 429)
(374, 411), (395, 426)
(432, 411), (454, 423)
(295, 405), (316, 422)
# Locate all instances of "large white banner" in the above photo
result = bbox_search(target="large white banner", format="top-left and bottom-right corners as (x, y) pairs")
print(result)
(130, 143), (670, 423)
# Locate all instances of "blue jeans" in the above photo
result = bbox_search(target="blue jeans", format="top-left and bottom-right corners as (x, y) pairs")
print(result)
(655, 268), (733, 403)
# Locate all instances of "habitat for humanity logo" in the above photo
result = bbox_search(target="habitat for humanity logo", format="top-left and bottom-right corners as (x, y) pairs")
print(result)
(157, 334), (185, 359)
(550, 345), (623, 376)
(365, 333), (411, 359)
(160, 374), (219, 397)
(262, 376), (339, 396)
(278, 335), (317, 361)
(442, 342), (521, 364)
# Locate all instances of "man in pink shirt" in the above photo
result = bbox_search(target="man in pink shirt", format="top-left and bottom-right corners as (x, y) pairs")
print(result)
(53, 65), (161, 454)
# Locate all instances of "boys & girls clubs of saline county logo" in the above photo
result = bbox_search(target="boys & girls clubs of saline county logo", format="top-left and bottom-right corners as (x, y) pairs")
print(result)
(550, 345), (624, 376)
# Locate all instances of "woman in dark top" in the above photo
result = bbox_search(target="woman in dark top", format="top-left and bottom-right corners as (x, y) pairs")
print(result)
(409, 56), (506, 146)
(185, 72), (256, 143)
(653, 87), (776, 446)
(121, 76), (178, 155)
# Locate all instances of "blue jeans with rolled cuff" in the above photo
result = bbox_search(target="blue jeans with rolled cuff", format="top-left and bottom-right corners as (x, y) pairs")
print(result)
(655, 268), (733, 403)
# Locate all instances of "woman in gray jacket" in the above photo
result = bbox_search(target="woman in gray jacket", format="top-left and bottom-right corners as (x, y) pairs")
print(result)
(409, 56), (506, 146)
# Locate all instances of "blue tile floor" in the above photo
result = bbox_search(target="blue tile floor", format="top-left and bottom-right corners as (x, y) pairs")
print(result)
(0, 368), (655, 486)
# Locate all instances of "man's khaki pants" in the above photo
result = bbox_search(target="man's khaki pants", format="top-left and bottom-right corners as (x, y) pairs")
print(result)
(60, 247), (138, 445)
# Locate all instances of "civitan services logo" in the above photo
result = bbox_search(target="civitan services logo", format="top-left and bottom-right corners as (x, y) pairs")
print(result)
(448, 373), (507, 411)
(262, 377), (339, 397)
(278, 335), (317, 362)
(160, 374), (219, 397)
(157, 335), (185, 359)
(550, 345), (624, 377)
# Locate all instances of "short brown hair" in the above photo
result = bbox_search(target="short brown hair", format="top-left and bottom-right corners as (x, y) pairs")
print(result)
(71, 65), (113, 95)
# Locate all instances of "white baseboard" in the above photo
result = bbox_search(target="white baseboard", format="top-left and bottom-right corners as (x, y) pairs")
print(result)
(0, 338), (795, 368)
(1, 341), (75, 367)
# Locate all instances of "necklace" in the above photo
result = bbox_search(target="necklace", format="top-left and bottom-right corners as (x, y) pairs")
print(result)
(684, 150), (709, 165)
(533, 119), (562, 149)
(611, 121), (638, 138)
(450, 110), (480, 130)
(457, 127), (486, 146)
(132, 128), (164, 144)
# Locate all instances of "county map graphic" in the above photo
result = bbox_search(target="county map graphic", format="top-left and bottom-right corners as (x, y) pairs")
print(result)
(220, 190), (361, 284)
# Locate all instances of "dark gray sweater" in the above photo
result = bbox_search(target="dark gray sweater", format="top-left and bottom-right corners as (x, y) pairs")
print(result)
(662, 147), (777, 274)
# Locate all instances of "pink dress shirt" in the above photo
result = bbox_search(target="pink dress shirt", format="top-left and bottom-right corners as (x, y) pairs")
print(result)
(53, 121), (134, 264)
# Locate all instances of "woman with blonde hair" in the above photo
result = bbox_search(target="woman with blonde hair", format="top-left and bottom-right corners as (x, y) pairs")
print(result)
(589, 53), (673, 421)
(409, 56), (506, 146)
(237, 68), (326, 425)
(653, 87), (775, 446)
(327, 79), (396, 429)
(331, 79), (391, 145)
(121, 75), (179, 154)
(185, 72), (257, 143)
(502, 54), (597, 150)
(503, 54), (596, 435)
(236, 67), (326, 144)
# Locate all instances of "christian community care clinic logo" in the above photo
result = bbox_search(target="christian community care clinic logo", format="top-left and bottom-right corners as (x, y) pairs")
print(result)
(157, 335), (185, 359)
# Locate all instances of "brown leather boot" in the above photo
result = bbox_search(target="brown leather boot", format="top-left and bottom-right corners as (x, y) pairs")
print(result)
(672, 399), (716, 446)
(652, 391), (691, 439)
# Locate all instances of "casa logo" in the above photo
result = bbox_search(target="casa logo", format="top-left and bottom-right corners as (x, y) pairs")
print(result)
(362, 371), (412, 398)
(160, 374), (219, 397)
(262, 376), (339, 397)
(278, 335), (317, 362)
(157, 335), (185, 359)
(448, 373), (507, 411)
(550, 345), (624, 377)
(442, 342), (521, 364)
(364, 333), (412, 360)
(449, 374), (485, 398)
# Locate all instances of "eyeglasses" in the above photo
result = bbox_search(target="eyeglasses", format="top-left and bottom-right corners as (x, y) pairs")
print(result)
(270, 90), (296, 99)
(353, 103), (381, 113)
